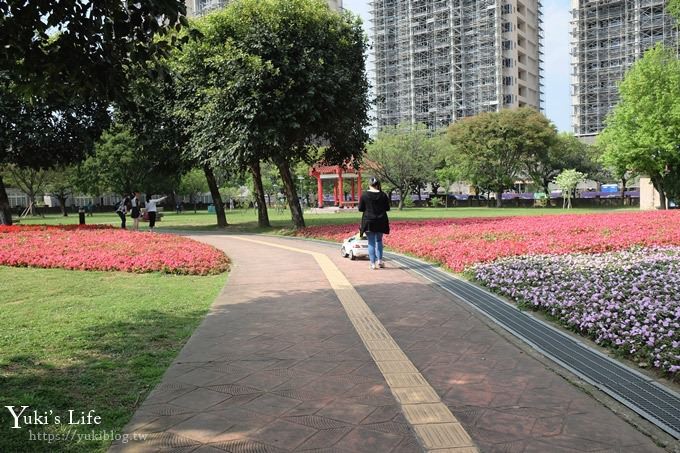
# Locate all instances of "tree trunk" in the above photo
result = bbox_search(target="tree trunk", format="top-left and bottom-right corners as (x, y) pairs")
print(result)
(651, 174), (667, 210)
(250, 161), (270, 228)
(542, 181), (550, 198)
(397, 187), (407, 210)
(621, 177), (627, 207)
(28, 193), (37, 216)
(203, 165), (228, 227)
(542, 180), (552, 207)
(58, 195), (68, 216)
(0, 175), (13, 225)
(275, 159), (305, 229)
(659, 190), (667, 210)
(495, 190), (503, 208)
(167, 192), (177, 213)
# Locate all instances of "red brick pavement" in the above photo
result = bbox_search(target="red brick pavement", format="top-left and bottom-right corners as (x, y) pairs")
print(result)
(112, 234), (664, 453)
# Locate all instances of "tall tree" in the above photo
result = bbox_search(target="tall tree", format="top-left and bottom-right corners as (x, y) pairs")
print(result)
(179, 169), (209, 213)
(252, 163), (284, 207)
(446, 108), (556, 207)
(3, 165), (49, 216)
(174, 0), (370, 229)
(0, 81), (109, 224)
(78, 125), (142, 197)
(365, 124), (444, 210)
(525, 132), (599, 200)
(598, 142), (637, 206)
(434, 166), (461, 208)
(45, 166), (78, 216)
(78, 123), (182, 199)
(598, 44), (680, 209)
(171, 26), (263, 227)
(0, 0), (190, 103)
(428, 140), (452, 199)
(0, 1), (191, 225)
(118, 66), (189, 211)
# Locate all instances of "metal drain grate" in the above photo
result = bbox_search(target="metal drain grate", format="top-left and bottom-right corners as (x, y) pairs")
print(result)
(388, 253), (680, 440)
(275, 236), (680, 439)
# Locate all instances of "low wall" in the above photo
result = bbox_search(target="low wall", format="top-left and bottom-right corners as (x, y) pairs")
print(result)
(431, 196), (640, 209)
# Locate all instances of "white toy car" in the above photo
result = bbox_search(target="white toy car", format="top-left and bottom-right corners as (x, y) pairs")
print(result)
(341, 234), (369, 260)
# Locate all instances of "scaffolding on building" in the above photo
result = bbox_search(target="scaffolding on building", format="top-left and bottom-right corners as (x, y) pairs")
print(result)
(371, 0), (543, 130)
(571, 0), (679, 138)
(187, 0), (342, 17)
(188, 0), (229, 16)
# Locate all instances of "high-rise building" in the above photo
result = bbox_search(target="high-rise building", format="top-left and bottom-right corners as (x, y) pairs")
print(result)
(185, 0), (342, 17)
(327, 0), (342, 10)
(371, 1), (544, 129)
(571, 0), (678, 140)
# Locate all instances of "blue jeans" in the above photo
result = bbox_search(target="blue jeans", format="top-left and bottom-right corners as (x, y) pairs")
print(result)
(366, 231), (384, 264)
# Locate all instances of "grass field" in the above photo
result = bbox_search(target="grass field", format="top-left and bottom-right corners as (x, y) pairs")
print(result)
(0, 267), (227, 452)
(14, 206), (637, 232)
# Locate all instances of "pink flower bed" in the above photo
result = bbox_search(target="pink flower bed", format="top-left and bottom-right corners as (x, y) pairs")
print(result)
(0, 225), (229, 275)
(295, 211), (680, 271)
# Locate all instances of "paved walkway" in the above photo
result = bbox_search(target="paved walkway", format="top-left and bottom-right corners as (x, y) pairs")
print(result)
(112, 234), (663, 453)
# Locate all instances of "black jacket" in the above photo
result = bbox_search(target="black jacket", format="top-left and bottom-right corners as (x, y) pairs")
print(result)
(359, 190), (390, 234)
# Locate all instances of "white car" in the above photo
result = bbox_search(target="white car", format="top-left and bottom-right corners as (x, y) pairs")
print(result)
(341, 234), (369, 260)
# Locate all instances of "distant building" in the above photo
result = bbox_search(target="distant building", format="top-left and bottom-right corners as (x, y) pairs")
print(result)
(372, 0), (544, 129)
(185, 0), (342, 17)
(571, 0), (679, 140)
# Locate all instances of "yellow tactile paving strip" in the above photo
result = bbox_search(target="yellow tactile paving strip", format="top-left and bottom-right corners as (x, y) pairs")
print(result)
(232, 237), (478, 452)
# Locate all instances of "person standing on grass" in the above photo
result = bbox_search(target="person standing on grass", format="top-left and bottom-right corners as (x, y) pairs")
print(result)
(115, 196), (131, 229)
(145, 195), (167, 231)
(130, 191), (142, 230)
(358, 177), (390, 270)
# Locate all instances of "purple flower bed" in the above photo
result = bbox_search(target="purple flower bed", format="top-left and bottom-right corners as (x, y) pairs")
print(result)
(473, 247), (680, 374)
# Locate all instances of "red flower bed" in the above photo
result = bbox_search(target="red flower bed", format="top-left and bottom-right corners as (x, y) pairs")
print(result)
(0, 224), (113, 232)
(0, 225), (229, 275)
(295, 211), (680, 271)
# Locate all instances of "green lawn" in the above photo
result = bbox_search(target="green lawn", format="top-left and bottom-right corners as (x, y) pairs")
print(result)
(15, 205), (637, 232)
(0, 267), (227, 452)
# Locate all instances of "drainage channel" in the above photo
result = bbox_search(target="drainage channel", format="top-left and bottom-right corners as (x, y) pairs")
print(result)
(276, 236), (680, 439)
(385, 252), (680, 440)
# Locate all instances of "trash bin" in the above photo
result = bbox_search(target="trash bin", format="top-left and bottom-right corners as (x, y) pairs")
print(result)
(78, 208), (86, 225)
(208, 204), (215, 213)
